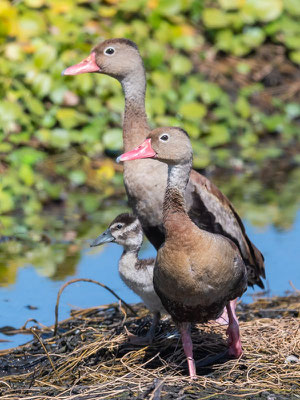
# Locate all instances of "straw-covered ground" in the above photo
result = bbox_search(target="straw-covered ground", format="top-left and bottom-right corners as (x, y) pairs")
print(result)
(0, 287), (299, 400)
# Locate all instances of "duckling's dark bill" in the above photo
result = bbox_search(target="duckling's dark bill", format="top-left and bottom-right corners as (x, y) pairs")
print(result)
(90, 228), (115, 247)
(116, 138), (156, 162)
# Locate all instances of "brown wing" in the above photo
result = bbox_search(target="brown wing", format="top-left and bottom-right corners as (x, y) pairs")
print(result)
(186, 170), (265, 288)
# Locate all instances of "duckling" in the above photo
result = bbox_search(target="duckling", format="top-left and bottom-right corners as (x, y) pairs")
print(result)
(91, 213), (165, 344)
(117, 127), (248, 378)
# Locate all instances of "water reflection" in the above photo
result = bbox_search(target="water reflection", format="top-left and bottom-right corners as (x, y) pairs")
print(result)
(0, 167), (299, 349)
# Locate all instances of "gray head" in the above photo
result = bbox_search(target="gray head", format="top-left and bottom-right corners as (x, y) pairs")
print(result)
(117, 127), (193, 165)
(90, 213), (143, 251)
(62, 38), (144, 82)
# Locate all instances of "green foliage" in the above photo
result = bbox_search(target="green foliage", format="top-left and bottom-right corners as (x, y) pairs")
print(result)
(0, 0), (299, 283)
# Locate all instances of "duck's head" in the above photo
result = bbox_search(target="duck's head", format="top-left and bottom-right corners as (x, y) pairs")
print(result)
(90, 213), (143, 250)
(62, 38), (143, 81)
(117, 127), (192, 165)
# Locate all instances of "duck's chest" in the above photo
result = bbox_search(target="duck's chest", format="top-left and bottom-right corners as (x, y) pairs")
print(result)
(152, 231), (242, 323)
(123, 159), (167, 225)
(153, 247), (227, 323)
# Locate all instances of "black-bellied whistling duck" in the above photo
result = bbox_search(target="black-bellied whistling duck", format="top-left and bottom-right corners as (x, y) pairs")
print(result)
(91, 213), (165, 344)
(117, 127), (248, 378)
(63, 38), (265, 289)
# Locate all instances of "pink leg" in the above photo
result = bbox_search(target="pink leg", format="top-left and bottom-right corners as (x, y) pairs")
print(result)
(226, 299), (242, 358)
(179, 322), (197, 379)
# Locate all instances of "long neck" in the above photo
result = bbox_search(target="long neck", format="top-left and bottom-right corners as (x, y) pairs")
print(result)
(121, 66), (150, 151)
(163, 160), (192, 223)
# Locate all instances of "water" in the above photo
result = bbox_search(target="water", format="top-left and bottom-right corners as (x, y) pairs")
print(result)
(0, 211), (299, 349)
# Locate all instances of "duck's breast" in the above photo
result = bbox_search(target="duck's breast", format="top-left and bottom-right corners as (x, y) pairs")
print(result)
(153, 227), (247, 323)
(124, 158), (167, 226)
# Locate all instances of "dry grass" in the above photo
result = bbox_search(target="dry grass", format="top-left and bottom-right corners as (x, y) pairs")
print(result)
(0, 291), (299, 400)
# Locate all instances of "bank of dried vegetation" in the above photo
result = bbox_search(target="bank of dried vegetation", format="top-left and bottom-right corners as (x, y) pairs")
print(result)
(0, 289), (299, 399)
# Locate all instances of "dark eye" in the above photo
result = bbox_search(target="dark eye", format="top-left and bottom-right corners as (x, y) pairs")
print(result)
(104, 47), (115, 55)
(116, 224), (122, 229)
(159, 134), (169, 142)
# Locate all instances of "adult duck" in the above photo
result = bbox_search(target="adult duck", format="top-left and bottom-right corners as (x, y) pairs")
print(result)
(117, 127), (248, 378)
(63, 38), (265, 289)
(91, 213), (165, 344)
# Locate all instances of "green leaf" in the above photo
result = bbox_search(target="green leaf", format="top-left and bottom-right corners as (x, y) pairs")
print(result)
(218, 0), (240, 9)
(197, 82), (224, 104)
(32, 74), (52, 97)
(262, 114), (286, 132)
(179, 102), (207, 121)
(151, 71), (172, 92)
(8, 148), (45, 166)
(146, 40), (165, 68)
(50, 87), (67, 105)
(242, 27), (265, 48)
(33, 45), (57, 70)
(102, 128), (123, 150)
(206, 124), (230, 147)
(216, 30), (252, 56)
(235, 96), (251, 119)
(19, 164), (35, 186)
(0, 143), (13, 152)
(236, 62), (251, 74)
(147, 97), (166, 116)
(0, 101), (24, 124)
(56, 108), (88, 129)
(192, 142), (211, 169)
(41, 113), (56, 128)
(155, 0), (184, 16)
(50, 129), (71, 149)
(85, 98), (103, 115)
(237, 131), (258, 147)
(25, 96), (45, 116)
(107, 95), (124, 114)
(170, 55), (193, 75)
(69, 170), (86, 186)
(18, 11), (46, 38)
(203, 8), (230, 28)
(285, 103), (300, 119)
(241, 0), (283, 22)
(0, 190), (14, 214)
(290, 50), (300, 64)
(284, 0), (300, 16)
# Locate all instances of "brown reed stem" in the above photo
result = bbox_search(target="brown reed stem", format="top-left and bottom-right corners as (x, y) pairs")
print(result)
(54, 278), (137, 336)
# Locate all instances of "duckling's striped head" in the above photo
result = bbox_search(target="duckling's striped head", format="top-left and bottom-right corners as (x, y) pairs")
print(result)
(91, 213), (143, 251)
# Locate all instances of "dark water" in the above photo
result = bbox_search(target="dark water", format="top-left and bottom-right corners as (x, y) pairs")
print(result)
(0, 210), (299, 350)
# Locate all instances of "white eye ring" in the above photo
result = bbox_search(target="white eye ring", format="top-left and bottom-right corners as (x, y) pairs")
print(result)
(112, 223), (123, 230)
(159, 133), (169, 142)
(104, 47), (115, 56)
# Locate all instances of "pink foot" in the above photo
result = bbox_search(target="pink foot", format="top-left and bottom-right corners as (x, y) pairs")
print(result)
(226, 299), (242, 358)
(215, 307), (229, 325)
(179, 322), (197, 379)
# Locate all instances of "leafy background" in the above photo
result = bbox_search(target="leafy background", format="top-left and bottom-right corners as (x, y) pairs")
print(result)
(0, 0), (299, 284)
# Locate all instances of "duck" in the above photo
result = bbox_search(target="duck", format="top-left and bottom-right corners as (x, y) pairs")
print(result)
(63, 38), (265, 290)
(117, 127), (248, 378)
(90, 213), (165, 344)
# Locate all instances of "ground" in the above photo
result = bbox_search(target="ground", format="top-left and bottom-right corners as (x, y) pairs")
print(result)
(0, 292), (299, 400)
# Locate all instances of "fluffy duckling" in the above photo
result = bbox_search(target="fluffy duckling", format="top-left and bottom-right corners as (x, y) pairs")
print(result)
(91, 213), (165, 344)
(118, 128), (248, 378)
